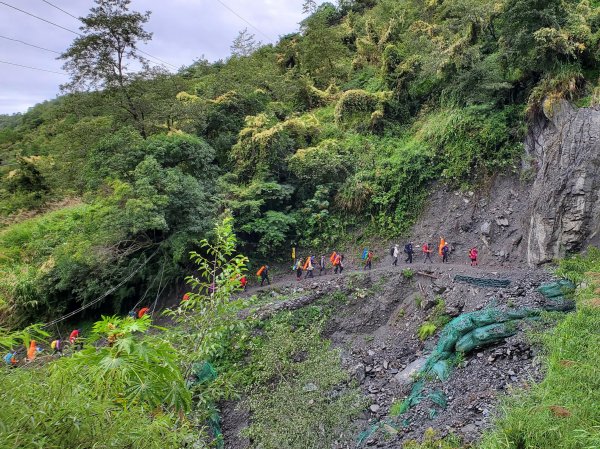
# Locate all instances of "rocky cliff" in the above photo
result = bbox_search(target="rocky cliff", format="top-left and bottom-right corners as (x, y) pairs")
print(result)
(525, 100), (600, 266)
(406, 100), (600, 268)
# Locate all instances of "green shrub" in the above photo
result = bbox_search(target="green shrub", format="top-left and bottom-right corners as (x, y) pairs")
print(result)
(418, 322), (437, 340)
(402, 268), (415, 279)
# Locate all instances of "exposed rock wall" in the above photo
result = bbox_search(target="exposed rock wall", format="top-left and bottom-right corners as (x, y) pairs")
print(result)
(525, 100), (600, 265)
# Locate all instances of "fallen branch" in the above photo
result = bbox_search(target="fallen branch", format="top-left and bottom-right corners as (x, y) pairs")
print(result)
(416, 271), (438, 279)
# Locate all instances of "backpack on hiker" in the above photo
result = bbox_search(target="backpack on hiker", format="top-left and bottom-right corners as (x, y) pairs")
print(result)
(257, 266), (266, 277)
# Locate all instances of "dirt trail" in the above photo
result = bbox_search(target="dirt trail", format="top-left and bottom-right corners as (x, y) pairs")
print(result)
(244, 256), (529, 298)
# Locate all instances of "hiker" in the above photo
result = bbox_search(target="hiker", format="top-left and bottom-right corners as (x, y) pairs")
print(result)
(392, 244), (399, 266)
(4, 351), (17, 368)
(442, 243), (450, 263)
(333, 253), (344, 274)
(469, 247), (478, 266)
(27, 340), (37, 362)
(305, 256), (315, 279)
(364, 250), (373, 270)
(138, 307), (150, 318)
(258, 264), (271, 286)
(423, 243), (433, 263)
(240, 275), (248, 292)
(50, 339), (62, 355)
(404, 242), (414, 264)
(69, 329), (83, 350)
(296, 258), (304, 281)
(438, 237), (446, 259)
(319, 255), (326, 276)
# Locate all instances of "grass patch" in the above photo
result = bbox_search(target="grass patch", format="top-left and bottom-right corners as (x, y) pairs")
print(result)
(417, 298), (451, 340)
(480, 250), (600, 449)
(243, 322), (366, 448)
(418, 322), (437, 341)
(404, 428), (463, 448)
(402, 269), (415, 280)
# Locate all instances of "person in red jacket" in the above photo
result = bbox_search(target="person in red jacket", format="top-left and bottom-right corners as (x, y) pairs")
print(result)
(240, 275), (248, 292)
(423, 243), (433, 264)
(69, 329), (83, 350)
(469, 247), (478, 266)
(138, 307), (150, 318)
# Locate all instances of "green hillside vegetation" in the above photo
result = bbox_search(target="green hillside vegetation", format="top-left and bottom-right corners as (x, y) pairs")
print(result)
(1, 0), (600, 447)
(2, 0), (599, 326)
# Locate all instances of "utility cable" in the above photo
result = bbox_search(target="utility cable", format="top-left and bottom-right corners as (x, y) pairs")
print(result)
(37, 0), (178, 69)
(0, 34), (61, 54)
(215, 0), (274, 41)
(42, 247), (160, 329)
(0, 1), (79, 34)
(0, 60), (66, 75)
(41, 0), (78, 20)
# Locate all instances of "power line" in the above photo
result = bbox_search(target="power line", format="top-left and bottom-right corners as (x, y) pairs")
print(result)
(0, 1), (78, 34)
(0, 60), (66, 75)
(0, 34), (61, 54)
(41, 0), (78, 20)
(215, 0), (274, 41)
(42, 247), (160, 329)
(37, 0), (178, 69)
(137, 49), (178, 69)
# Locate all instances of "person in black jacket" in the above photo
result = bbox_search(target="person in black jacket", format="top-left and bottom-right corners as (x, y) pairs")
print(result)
(404, 242), (414, 264)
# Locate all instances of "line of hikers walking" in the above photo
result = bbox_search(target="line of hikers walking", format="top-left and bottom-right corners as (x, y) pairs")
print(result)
(284, 240), (480, 284)
(392, 238), (478, 266)
(291, 251), (348, 281)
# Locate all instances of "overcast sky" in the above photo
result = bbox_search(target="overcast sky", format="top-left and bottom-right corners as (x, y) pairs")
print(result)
(0, 0), (324, 115)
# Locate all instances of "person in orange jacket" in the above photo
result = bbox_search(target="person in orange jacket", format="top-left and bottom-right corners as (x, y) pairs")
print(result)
(438, 237), (446, 258)
(304, 256), (315, 279)
(138, 307), (150, 318)
(333, 253), (344, 274)
(257, 265), (270, 286)
(27, 340), (37, 362)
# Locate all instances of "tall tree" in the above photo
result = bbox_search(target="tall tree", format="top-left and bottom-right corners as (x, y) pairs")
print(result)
(230, 28), (261, 57)
(302, 0), (318, 14)
(59, 0), (154, 138)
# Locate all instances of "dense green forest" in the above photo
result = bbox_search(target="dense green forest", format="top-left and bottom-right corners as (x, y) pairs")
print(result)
(1, 0), (600, 446)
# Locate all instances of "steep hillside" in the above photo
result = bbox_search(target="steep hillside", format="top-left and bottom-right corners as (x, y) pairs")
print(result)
(0, 1), (600, 448)
(1, 0), (599, 326)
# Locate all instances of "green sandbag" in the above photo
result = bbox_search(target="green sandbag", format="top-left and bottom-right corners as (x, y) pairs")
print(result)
(191, 361), (217, 385)
(428, 389), (447, 409)
(431, 360), (451, 381)
(538, 280), (576, 300)
(455, 322), (519, 353)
